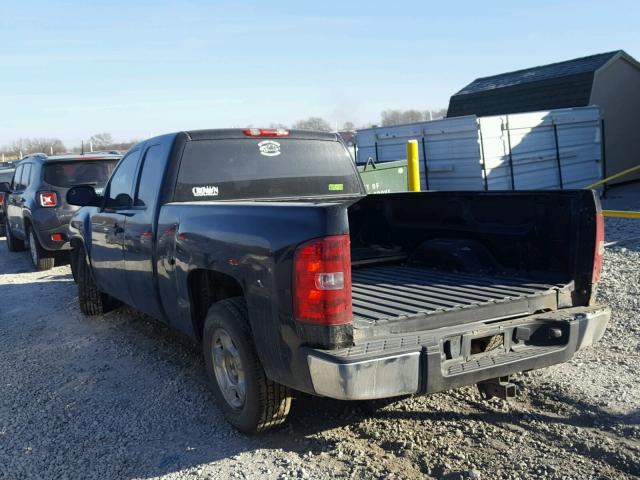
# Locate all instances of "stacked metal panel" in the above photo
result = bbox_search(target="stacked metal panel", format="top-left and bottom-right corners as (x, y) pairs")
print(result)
(356, 116), (483, 191)
(355, 106), (602, 191)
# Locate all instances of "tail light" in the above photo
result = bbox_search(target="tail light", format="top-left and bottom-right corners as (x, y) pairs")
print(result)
(39, 192), (58, 207)
(592, 212), (605, 283)
(293, 235), (352, 325)
(243, 128), (289, 137)
(0, 192), (4, 206)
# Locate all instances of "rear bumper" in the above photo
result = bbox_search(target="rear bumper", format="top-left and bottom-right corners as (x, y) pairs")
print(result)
(305, 306), (610, 400)
(34, 225), (70, 251)
(32, 209), (73, 251)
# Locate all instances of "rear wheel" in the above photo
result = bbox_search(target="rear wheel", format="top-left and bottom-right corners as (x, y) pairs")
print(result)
(5, 219), (25, 252)
(76, 245), (115, 315)
(27, 228), (55, 271)
(203, 297), (292, 433)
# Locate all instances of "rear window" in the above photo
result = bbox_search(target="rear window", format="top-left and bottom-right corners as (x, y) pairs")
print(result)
(174, 138), (361, 201)
(44, 160), (119, 188)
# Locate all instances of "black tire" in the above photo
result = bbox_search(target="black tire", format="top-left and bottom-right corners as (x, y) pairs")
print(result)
(27, 228), (55, 271)
(203, 297), (292, 433)
(76, 245), (113, 315)
(5, 219), (26, 252)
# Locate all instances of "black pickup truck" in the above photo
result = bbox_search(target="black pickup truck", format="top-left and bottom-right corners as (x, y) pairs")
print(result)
(67, 128), (610, 433)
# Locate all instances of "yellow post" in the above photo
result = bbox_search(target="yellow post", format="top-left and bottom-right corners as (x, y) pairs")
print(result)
(406, 140), (420, 192)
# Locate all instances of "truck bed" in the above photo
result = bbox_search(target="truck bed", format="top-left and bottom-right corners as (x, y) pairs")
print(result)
(351, 265), (569, 335)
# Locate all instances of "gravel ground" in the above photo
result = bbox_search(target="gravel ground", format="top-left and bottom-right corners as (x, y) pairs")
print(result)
(1, 185), (639, 480)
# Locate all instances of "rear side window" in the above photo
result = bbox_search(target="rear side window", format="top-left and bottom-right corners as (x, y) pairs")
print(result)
(44, 160), (119, 189)
(174, 138), (361, 201)
(19, 164), (32, 189)
(134, 145), (163, 208)
(12, 165), (23, 190)
(105, 150), (141, 209)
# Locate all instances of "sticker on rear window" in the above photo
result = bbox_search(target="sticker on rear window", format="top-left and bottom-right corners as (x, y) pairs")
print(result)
(258, 140), (281, 157)
(192, 185), (219, 197)
(328, 183), (344, 191)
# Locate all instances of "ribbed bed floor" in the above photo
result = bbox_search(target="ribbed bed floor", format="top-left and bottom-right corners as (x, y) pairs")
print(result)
(351, 265), (563, 323)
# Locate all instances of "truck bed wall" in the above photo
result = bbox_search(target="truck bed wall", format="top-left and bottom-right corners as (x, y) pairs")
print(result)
(347, 190), (599, 305)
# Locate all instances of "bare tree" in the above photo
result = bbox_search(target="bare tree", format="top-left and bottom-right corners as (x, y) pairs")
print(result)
(88, 133), (115, 149)
(380, 108), (447, 126)
(292, 117), (332, 132)
(341, 121), (356, 131)
(380, 110), (424, 126)
(75, 134), (139, 153)
(1, 137), (66, 158)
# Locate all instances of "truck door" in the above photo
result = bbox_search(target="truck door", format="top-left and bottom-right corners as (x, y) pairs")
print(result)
(90, 149), (141, 305)
(122, 143), (167, 321)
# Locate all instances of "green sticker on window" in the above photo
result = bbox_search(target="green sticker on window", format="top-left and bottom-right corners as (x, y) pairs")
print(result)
(328, 183), (344, 191)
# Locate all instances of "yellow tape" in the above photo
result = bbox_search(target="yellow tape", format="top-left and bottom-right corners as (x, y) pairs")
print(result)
(585, 164), (640, 189)
(602, 210), (640, 219)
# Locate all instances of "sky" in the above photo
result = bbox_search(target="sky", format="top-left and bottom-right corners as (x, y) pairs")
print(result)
(1, 0), (639, 148)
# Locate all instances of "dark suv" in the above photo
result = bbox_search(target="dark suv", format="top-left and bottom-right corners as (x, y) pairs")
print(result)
(0, 165), (16, 236)
(0, 153), (121, 270)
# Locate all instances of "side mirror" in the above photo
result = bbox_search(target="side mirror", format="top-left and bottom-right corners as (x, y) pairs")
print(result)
(0, 182), (10, 193)
(67, 185), (102, 207)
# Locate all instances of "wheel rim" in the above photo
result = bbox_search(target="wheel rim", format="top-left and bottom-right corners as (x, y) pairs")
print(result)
(29, 231), (38, 265)
(212, 328), (246, 409)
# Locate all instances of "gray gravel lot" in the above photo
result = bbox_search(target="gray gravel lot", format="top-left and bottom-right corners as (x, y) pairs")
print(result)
(1, 185), (639, 480)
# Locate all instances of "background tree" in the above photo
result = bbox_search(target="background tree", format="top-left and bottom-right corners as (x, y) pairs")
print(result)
(1, 137), (66, 159)
(380, 109), (425, 126)
(341, 121), (356, 131)
(292, 117), (332, 131)
(88, 133), (114, 149)
(72, 133), (139, 153)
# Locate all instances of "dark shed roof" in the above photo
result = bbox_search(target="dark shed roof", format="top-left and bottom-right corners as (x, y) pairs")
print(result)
(447, 51), (622, 117)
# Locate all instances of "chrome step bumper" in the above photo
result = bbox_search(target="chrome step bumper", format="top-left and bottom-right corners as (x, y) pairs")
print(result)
(305, 306), (610, 400)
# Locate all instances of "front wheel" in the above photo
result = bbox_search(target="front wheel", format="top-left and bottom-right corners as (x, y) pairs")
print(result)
(76, 245), (116, 315)
(203, 297), (292, 433)
(27, 228), (55, 271)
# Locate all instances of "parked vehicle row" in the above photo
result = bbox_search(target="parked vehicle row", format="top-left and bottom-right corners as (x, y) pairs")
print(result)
(0, 165), (16, 236)
(0, 152), (121, 269)
(1, 129), (611, 434)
